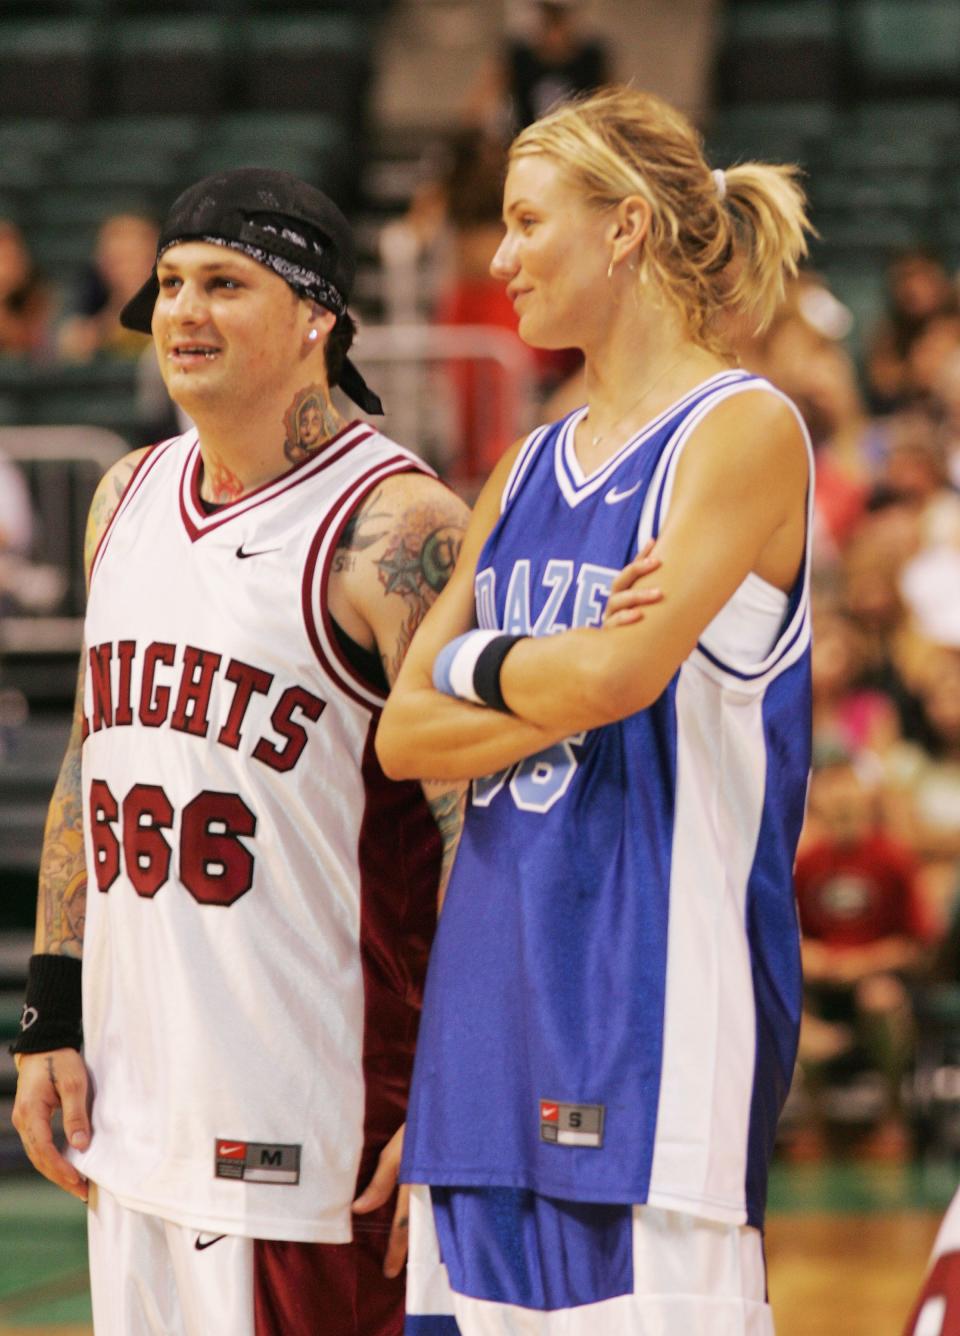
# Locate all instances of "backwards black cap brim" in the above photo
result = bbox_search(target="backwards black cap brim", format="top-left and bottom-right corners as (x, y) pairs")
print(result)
(120, 273), (159, 334)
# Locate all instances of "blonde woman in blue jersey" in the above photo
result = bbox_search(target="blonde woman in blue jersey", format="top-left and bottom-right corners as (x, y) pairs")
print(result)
(378, 86), (813, 1335)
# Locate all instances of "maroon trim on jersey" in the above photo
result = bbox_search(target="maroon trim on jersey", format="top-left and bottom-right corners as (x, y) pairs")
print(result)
(178, 421), (375, 542)
(356, 715), (440, 1184)
(89, 438), (178, 590)
(301, 459), (428, 710)
(250, 721), (440, 1336)
(904, 1249), (960, 1334)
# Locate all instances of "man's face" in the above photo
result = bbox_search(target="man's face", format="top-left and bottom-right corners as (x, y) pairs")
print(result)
(152, 241), (303, 413)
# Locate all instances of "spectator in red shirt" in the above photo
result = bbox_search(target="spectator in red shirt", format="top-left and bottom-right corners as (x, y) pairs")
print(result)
(794, 756), (934, 1157)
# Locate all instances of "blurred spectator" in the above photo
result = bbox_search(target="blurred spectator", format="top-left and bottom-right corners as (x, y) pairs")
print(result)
(865, 249), (959, 413)
(0, 450), (64, 616)
(434, 130), (579, 483)
(905, 313), (960, 407)
(885, 649), (960, 926)
(381, 128), (577, 485)
(0, 220), (53, 360)
(794, 757), (934, 1159)
(841, 518), (932, 747)
(466, 0), (610, 142)
(811, 609), (900, 762)
(868, 413), (960, 653)
(734, 273), (886, 562)
(58, 212), (158, 362)
(0, 449), (32, 556)
(933, 345), (960, 490)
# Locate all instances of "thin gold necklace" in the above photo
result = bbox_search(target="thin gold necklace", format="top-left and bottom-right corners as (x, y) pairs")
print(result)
(587, 358), (686, 449)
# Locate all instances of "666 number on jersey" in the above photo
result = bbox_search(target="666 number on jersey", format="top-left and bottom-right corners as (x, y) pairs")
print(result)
(89, 781), (256, 905)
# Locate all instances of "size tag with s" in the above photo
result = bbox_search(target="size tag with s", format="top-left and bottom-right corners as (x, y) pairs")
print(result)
(539, 1101), (604, 1148)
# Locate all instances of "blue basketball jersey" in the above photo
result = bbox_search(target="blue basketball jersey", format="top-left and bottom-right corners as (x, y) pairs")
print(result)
(402, 371), (812, 1229)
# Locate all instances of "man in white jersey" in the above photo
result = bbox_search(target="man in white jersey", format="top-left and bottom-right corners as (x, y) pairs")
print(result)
(904, 1184), (960, 1335)
(11, 167), (468, 1336)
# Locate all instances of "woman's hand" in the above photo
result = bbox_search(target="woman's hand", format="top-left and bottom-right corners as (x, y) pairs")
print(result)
(603, 539), (663, 629)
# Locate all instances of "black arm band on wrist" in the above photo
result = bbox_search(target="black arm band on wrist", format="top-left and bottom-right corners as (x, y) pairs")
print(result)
(473, 634), (528, 713)
(9, 953), (83, 1055)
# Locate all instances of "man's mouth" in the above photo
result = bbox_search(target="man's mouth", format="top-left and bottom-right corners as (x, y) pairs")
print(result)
(170, 344), (220, 364)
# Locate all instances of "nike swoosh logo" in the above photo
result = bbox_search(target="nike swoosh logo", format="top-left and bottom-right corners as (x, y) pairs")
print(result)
(195, 1234), (227, 1251)
(604, 481), (643, 505)
(235, 544), (282, 559)
(217, 1144), (246, 1156)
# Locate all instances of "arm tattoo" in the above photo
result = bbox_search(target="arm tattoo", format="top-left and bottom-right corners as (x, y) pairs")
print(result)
(50, 453), (141, 957)
(45, 1056), (59, 1094)
(282, 384), (342, 465)
(423, 783), (465, 906)
(38, 663), (87, 959)
(334, 488), (391, 573)
(82, 459), (138, 575)
(376, 504), (464, 682)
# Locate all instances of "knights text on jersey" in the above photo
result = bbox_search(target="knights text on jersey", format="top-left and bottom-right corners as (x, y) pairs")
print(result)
(74, 423), (441, 1242)
(402, 372), (813, 1229)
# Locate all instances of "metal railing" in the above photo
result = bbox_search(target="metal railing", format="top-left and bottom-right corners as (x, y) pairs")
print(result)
(0, 426), (128, 656)
(350, 322), (541, 486)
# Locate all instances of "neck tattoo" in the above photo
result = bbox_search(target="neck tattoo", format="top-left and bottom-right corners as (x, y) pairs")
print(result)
(282, 383), (342, 465)
(204, 453), (244, 503)
(587, 358), (686, 450)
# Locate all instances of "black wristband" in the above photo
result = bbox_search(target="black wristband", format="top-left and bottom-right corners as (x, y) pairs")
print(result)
(473, 634), (528, 713)
(9, 954), (83, 1055)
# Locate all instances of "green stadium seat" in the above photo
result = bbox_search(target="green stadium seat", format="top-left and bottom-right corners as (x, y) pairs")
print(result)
(104, 17), (228, 115)
(0, 392), (25, 426)
(718, 1), (840, 102)
(0, 118), (71, 159)
(238, 16), (370, 122)
(0, 193), (28, 226)
(74, 115), (204, 155)
(931, 214), (960, 267)
(812, 170), (936, 215)
(847, 0), (960, 92)
(0, 0), (104, 15)
(187, 143), (328, 189)
(846, 99), (960, 138)
(32, 188), (158, 229)
(214, 111), (344, 155)
(0, 151), (45, 202)
(706, 101), (834, 169)
(56, 145), (185, 194)
(30, 224), (103, 276)
(186, 111), (354, 201)
(16, 363), (142, 442)
(824, 130), (942, 173)
(0, 20), (96, 117)
(812, 212), (925, 258)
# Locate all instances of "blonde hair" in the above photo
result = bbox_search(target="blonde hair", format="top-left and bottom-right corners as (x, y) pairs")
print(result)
(509, 86), (813, 353)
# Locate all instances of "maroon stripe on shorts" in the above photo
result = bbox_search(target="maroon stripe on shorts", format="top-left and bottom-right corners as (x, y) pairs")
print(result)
(254, 720), (441, 1335)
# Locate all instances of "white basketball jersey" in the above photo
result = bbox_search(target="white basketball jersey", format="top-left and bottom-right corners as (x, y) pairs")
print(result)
(73, 423), (441, 1243)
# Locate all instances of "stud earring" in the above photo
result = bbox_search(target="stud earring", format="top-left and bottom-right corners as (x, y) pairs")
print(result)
(308, 329), (319, 342)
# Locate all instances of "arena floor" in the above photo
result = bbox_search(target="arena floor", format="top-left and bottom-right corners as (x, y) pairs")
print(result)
(0, 1161), (953, 1334)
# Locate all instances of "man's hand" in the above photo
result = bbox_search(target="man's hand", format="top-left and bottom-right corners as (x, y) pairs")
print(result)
(602, 539), (662, 629)
(352, 1124), (408, 1278)
(12, 1049), (91, 1201)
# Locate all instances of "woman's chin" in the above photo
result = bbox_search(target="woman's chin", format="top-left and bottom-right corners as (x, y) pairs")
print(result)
(516, 314), (570, 352)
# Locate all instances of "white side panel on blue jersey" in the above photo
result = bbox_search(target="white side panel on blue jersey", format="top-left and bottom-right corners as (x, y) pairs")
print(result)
(647, 663), (767, 1224)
